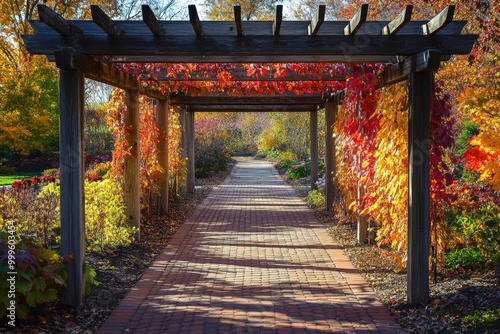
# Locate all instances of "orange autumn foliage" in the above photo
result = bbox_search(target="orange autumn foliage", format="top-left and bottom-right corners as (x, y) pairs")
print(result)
(107, 89), (184, 204)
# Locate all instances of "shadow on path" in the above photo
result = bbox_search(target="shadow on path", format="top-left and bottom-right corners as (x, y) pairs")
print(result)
(99, 159), (403, 333)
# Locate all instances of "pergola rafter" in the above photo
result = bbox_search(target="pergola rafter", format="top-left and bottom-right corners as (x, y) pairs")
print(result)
(22, 3), (478, 309)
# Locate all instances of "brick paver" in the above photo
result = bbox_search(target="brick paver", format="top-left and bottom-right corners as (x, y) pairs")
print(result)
(99, 159), (403, 333)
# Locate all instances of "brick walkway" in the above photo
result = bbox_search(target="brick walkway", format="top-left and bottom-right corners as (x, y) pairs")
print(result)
(98, 159), (403, 333)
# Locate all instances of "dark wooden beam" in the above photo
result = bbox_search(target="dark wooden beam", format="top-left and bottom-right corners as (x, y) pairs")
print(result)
(344, 4), (368, 35)
(310, 110), (319, 190)
(142, 5), (164, 36)
(188, 104), (319, 112)
(37, 5), (83, 36)
(24, 33), (477, 64)
(186, 111), (195, 194)
(112, 54), (393, 64)
(178, 107), (187, 197)
(142, 68), (346, 81)
(234, 6), (244, 37)
(189, 5), (203, 37)
(382, 5), (413, 35)
(91, 5), (124, 36)
(376, 49), (441, 87)
(27, 19), (468, 37)
(325, 99), (338, 211)
(170, 94), (326, 105)
(156, 99), (169, 214)
(308, 5), (326, 36)
(55, 48), (166, 100)
(273, 5), (283, 36)
(421, 6), (455, 35)
(124, 90), (141, 239)
(407, 70), (433, 306)
(59, 67), (85, 307)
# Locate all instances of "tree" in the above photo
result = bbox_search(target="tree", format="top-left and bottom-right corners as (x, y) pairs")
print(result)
(0, 56), (59, 155)
(119, 0), (185, 20)
(203, 0), (281, 20)
(0, 0), (120, 156)
(256, 111), (310, 158)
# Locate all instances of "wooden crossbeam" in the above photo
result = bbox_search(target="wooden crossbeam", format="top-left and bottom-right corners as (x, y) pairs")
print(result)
(141, 68), (346, 81)
(273, 5), (283, 36)
(91, 5), (124, 36)
(170, 94), (326, 105)
(54, 48), (165, 99)
(142, 5), (164, 36)
(37, 5), (83, 36)
(382, 5), (413, 35)
(24, 32), (477, 64)
(26, 19), (468, 37)
(188, 104), (319, 112)
(308, 5), (326, 36)
(234, 6), (244, 37)
(344, 4), (368, 35)
(376, 49), (441, 87)
(188, 5), (203, 37)
(421, 6), (455, 35)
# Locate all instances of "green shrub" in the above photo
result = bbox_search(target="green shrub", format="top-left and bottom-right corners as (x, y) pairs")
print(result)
(446, 202), (500, 263)
(265, 149), (280, 159)
(455, 121), (480, 157)
(307, 189), (325, 209)
(278, 150), (297, 164)
(84, 179), (137, 251)
(52, 179), (137, 251)
(195, 145), (231, 178)
(287, 159), (310, 179)
(463, 309), (500, 331)
(445, 248), (486, 271)
(85, 264), (98, 296)
(0, 182), (59, 246)
(4, 179), (137, 252)
(0, 165), (15, 176)
(0, 232), (68, 320)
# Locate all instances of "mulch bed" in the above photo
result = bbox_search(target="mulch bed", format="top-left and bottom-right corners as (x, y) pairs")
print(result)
(320, 214), (500, 334)
(287, 174), (500, 334)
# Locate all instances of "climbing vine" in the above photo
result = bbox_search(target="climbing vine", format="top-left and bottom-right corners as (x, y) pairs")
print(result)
(107, 89), (183, 204)
(335, 65), (380, 221)
(334, 66), (458, 267)
(369, 82), (409, 257)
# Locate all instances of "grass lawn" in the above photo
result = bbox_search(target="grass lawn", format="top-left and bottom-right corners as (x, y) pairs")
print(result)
(0, 172), (39, 186)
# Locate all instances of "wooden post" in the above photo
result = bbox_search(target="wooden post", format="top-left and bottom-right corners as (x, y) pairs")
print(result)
(124, 90), (140, 240)
(187, 110), (195, 194)
(178, 107), (187, 197)
(407, 71), (432, 306)
(157, 99), (169, 214)
(325, 100), (338, 211)
(59, 69), (85, 306)
(310, 110), (318, 190)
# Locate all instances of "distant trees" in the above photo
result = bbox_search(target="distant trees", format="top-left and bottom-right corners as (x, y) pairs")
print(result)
(0, 1), (186, 158)
(203, 0), (281, 20)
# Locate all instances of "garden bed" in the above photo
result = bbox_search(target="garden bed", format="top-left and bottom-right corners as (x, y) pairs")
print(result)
(2, 165), (498, 333)
(287, 176), (500, 334)
(0, 169), (230, 334)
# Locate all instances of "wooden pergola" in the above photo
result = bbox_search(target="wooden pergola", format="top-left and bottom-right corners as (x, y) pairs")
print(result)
(22, 4), (478, 308)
